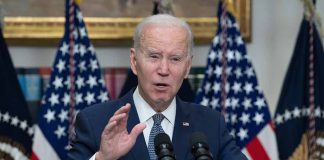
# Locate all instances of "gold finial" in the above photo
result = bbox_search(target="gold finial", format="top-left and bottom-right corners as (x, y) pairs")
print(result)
(226, 0), (238, 19)
(75, 0), (81, 6)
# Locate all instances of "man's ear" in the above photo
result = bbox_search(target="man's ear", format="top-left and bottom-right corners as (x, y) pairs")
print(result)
(130, 48), (138, 76)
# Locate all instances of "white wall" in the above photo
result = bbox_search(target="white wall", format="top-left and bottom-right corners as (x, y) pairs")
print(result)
(8, 0), (324, 115)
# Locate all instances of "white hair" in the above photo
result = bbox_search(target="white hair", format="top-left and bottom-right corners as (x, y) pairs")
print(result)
(133, 14), (193, 56)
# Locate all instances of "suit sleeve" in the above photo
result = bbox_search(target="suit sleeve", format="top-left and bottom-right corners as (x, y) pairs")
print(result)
(68, 111), (98, 160)
(218, 114), (248, 160)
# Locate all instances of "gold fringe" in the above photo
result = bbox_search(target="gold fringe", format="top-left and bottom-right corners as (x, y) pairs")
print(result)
(288, 131), (324, 160)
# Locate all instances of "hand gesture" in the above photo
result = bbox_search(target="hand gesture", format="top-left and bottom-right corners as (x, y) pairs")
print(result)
(96, 103), (146, 160)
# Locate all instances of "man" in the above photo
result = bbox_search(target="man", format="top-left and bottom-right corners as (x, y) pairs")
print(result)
(68, 14), (247, 160)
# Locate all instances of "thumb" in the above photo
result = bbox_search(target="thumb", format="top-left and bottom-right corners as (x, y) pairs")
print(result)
(129, 123), (146, 140)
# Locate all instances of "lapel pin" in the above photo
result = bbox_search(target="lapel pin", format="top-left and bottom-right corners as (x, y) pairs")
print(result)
(182, 122), (190, 126)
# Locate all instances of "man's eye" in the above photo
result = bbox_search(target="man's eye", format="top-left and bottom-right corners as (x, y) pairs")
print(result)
(149, 55), (159, 59)
(171, 57), (182, 62)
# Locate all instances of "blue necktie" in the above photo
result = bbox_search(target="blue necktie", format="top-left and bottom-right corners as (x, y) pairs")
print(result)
(148, 113), (165, 160)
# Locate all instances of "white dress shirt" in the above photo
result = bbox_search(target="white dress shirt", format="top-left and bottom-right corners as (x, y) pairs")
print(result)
(90, 87), (176, 160)
(133, 87), (176, 146)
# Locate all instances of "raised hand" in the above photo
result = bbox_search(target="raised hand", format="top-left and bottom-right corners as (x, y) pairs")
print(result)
(96, 103), (146, 160)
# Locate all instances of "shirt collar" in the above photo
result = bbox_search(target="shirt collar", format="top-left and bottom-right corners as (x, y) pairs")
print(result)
(133, 87), (176, 124)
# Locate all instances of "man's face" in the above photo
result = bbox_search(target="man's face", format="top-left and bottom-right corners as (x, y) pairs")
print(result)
(130, 24), (192, 110)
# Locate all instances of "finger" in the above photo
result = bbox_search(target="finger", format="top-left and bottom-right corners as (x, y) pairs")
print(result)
(108, 113), (127, 124)
(102, 120), (118, 139)
(113, 103), (131, 116)
(119, 103), (131, 129)
(129, 123), (146, 141)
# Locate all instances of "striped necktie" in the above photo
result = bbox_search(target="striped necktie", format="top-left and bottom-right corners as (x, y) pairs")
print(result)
(148, 113), (165, 160)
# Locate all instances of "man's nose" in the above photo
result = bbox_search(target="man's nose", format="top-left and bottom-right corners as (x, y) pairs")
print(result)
(157, 58), (170, 76)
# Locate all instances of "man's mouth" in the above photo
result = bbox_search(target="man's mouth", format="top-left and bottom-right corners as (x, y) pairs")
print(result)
(155, 83), (168, 88)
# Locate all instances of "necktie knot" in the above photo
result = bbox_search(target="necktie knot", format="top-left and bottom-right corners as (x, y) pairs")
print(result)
(152, 113), (164, 125)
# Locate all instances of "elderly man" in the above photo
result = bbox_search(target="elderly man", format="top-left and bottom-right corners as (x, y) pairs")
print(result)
(68, 14), (247, 160)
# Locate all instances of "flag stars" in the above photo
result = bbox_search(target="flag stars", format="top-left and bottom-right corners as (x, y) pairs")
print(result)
(75, 93), (83, 105)
(231, 114), (237, 125)
(85, 92), (95, 105)
(98, 91), (109, 102)
(59, 42), (69, 55)
(79, 27), (87, 38)
(234, 68), (242, 79)
(315, 107), (321, 118)
(28, 126), (34, 136)
(227, 50), (235, 61)
(236, 35), (244, 45)
(88, 45), (95, 55)
(231, 98), (239, 110)
(204, 82), (211, 94)
(245, 67), (254, 78)
(52, 77), (63, 89)
(232, 82), (241, 94)
(79, 45), (87, 57)
(212, 82), (220, 93)
(292, 107), (301, 118)
(56, 60), (65, 73)
(64, 77), (71, 89)
(237, 128), (248, 141)
(11, 116), (19, 126)
(73, 29), (79, 40)
(58, 110), (68, 123)
(48, 93), (59, 106)
(212, 36), (219, 46)
(208, 50), (217, 62)
(78, 61), (86, 73)
(62, 93), (70, 106)
(253, 113), (264, 125)
(243, 98), (252, 110)
(87, 75), (98, 88)
(240, 112), (250, 125)
(74, 44), (80, 54)
(200, 97), (209, 107)
(235, 50), (242, 62)
(54, 125), (66, 139)
(20, 120), (28, 130)
(76, 10), (83, 22)
(275, 114), (283, 124)
(243, 82), (253, 94)
(98, 78), (105, 86)
(90, 59), (99, 71)
(44, 109), (56, 123)
(210, 97), (219, 109)
(206, 66), (213, 77)
(2, 112), (10, 123)
(284, 110), (292, 121)
(76, 76), (85, 89)
(214, 66), (222, 78)
(254, 97), (266, 110)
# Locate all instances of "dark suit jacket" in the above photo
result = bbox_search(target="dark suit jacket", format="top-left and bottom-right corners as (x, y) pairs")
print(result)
(68, 90), (247, 160)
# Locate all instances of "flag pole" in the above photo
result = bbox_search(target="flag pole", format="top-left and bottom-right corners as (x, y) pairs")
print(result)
(305, 0), (317, 158)
(220, 0), (228, 115)
(68, 0), (76, 145)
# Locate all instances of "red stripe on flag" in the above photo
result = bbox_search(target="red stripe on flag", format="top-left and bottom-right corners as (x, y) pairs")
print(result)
(246, 137), (270, 160)
(30, 151), (39, 160)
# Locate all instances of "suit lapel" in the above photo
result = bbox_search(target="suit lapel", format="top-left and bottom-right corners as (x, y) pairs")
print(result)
(172, 98), (193, 160)
(121, 90), (150, 160)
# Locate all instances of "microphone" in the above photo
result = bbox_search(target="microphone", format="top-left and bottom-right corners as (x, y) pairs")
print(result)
(190, 132), (213, 160)
(154, 133), (176, 160)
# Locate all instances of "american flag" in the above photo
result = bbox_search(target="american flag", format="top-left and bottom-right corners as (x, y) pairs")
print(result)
(195, 2), (278, 160)
(32, 0), (109, 159)
(0, 28), (34, 160)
